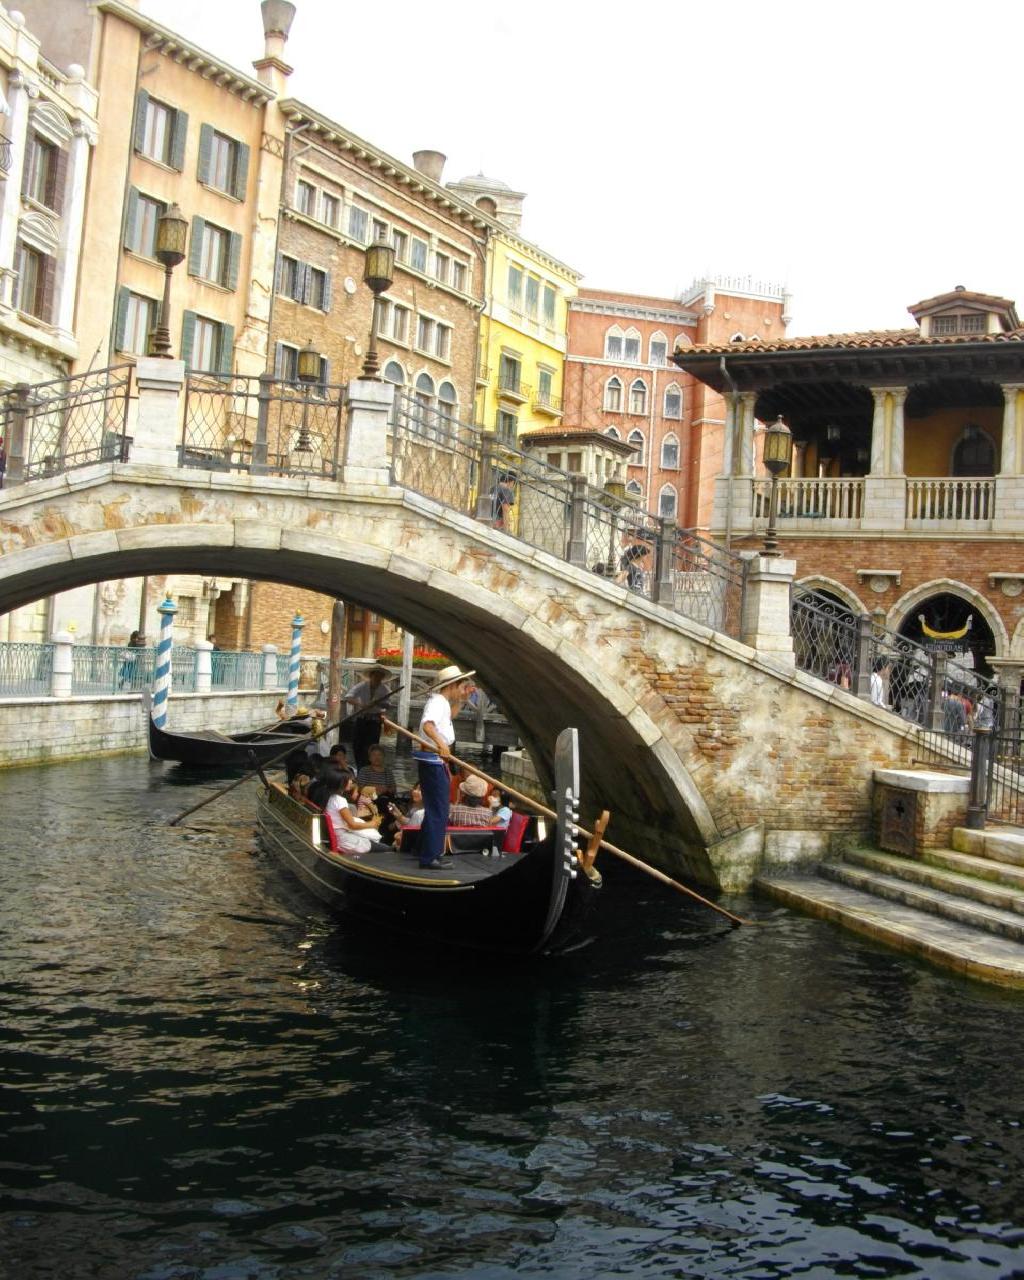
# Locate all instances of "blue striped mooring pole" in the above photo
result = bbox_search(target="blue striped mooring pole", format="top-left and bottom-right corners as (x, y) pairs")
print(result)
(151, 597), (177, 728)
(287, 613), (304, 709)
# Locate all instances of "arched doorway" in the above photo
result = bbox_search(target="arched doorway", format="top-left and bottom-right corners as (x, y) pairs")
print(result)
(897, 591), (996, 678)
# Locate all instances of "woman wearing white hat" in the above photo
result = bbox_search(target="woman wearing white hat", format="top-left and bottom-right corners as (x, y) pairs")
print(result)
(414, 664), (476, 869)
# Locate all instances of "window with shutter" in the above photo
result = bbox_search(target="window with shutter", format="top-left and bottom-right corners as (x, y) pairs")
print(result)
(187, 215), (206, 277)
(197, 123), (214, 185)
(169, 111), (188, 171)
(180, 311), (197, 368)
(113, 286), (131, 352)
(225, 232), (242, 291)
(218, 323), (235, 375)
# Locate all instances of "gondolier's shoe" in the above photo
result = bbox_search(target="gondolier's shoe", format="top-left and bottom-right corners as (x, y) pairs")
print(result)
(419, 859), (445, 869)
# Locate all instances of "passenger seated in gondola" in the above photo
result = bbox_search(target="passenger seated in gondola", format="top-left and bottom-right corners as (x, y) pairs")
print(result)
(491, 791), (513, 828)
(356, 744), (396, 796)
(307, 767), (383, 856)
(391, 784), (425, 850)
(274, 699), (315, 735)
(449, 774), (498, 826)
(327, 742), (356, 779)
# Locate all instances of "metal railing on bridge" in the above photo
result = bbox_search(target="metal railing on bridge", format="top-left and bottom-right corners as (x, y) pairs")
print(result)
(0, 366), (133, 486)
(388, 389), (749, 639)
(181, 373), (347, 478)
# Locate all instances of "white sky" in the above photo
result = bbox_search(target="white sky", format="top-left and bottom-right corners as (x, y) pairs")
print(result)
(142, 0), (1024, 337)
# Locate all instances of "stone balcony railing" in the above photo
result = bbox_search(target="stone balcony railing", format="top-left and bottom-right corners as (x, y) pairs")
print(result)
(734, 474), (1017, 534)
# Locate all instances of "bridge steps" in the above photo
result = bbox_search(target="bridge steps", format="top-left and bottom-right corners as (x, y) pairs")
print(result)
(757, 828), (1024, 987)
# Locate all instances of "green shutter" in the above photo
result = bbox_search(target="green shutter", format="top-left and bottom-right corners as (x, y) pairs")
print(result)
(187, 216), (205, 277)
(197, 123), (213, 184)
(298, 262), (311, 305)
(233, 141), (250, 199)
(218, 323), (235, 376)
(225, 231), (242, 291)
(320, 270), (332, 313)
(180, 310), (197, 369)
(274, 341), (285, 379)
(133, 89), (150, 153)
(274, 252), (284, 294)
(122, 186), (140, 251)
(320, 357), (330, 387)
(170, 109), (188, 171)
(113, 286), (131, 352)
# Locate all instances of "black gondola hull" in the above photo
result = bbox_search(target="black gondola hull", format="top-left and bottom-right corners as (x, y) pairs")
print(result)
(147, 713), (308, 768)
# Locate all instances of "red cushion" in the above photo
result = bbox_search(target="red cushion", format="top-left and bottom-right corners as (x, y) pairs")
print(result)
(501, 812), (529, 853)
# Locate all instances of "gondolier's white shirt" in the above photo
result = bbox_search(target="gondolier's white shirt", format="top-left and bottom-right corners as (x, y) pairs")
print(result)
(419, 691), (454, 748)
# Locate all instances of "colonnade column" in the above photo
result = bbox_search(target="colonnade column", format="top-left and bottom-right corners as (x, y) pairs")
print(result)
(1000, 384), (1023, 475)
(868, 387), (888, 476)
(55, 117), (95, 338)
(888, 388), (907, 475)
(736, 391), (757, 476)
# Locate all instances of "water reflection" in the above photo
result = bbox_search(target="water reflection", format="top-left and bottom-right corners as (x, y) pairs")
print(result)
(1, 756), (1023, 1278)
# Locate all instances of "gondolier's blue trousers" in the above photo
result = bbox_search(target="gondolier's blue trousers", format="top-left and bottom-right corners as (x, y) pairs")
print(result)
(414, 752), (449, 866)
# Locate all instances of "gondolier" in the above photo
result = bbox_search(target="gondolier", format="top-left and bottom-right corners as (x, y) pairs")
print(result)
(342, 665), (393, 768)
(415, 664), (476, 869)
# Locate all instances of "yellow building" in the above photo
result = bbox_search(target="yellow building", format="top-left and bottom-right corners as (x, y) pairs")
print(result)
(447, 174), (579, 441)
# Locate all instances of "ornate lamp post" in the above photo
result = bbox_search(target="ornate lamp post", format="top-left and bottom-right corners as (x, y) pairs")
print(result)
(149, 203), (188, 358)
(762, 414), (793, 557)
(292, 338), (320, 470)
(361, 234), (395, 379)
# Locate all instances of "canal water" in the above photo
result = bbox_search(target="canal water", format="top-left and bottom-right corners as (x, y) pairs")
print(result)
(2, 756), (1024, 1280)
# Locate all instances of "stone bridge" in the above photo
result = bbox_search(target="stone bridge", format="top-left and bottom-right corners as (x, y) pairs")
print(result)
(0, 453), (924, 892)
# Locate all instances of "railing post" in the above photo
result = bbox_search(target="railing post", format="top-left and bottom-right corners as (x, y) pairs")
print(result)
(342, 377), (392, 485)
(6, 382), (30, 485)
(133, 357), (186, 467)
(927, 652), (950, 731)
(852, 613), (874, 701)
(653, 517), (677, 605)
(194, 639), (213, 694)
(253, 372), (273, 474)
(967, 726), (992, 829)
(739, 554), (796, 663)
(567, 472), (588, 567)
(475, 431), (498, 522)
(49, 632), (73, 698)
(261, 644), (279, 691)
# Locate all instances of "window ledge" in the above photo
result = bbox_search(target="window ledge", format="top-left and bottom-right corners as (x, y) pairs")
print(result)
(123, 248), (163, 270)
(22, 194), (61, 219)
(190, 275), (234, 294)
(198, 180), (243, 204)
(134, 151), (183, 176)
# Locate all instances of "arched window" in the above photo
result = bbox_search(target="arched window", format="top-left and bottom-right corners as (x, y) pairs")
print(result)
(649, 331), (667, 366)
(661, 433), (680, 469)
(658, 483), (678, 518)
(383, 360), (405, 384)
(605, 324), (624, 360)
(629, 378), (647, 415)
(626, 479), (643, 499)
(663, 383), (682, 419)
(627, 429), (644, 465)
(673, 332), (691, 350)
(952, 425), (996, 477)
(604, 426), (621, 440)
(730, 332), (745, 343)
(438, 380), (458, 427)
(604, 376), (622, 411)
(414, 371), (435, 430)
(623, 327), (641, 363)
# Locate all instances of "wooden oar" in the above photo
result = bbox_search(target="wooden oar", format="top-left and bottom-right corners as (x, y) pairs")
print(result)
(167, 684), (404, 827)
(381, 717), (753, 928)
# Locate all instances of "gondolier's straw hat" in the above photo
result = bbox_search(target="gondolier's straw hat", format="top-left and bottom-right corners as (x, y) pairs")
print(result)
(431, 664), (476, 692)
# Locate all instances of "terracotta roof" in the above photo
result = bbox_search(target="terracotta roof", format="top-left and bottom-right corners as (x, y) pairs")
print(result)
(672, 328), (1024, 358)
(909, 288), (1016, 314)
(519, 426), (634, 454)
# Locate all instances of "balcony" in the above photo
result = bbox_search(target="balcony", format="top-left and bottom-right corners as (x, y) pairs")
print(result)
(533, 390), (563, 416)
(497, 375), (530, 405)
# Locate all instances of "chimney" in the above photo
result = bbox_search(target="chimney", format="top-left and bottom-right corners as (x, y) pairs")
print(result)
(412, 150), (446, 183)
(254, 0), (296, 92)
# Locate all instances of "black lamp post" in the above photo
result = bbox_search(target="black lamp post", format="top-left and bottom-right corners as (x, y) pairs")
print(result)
(149, 202), (188, 358)
(762, 414), (793, 557)
(361, 235), (395, 379)
(292, 338), (320, 468)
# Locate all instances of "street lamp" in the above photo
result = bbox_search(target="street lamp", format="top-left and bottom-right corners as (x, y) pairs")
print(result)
(292, 338), (320, 470)
(762, 414), (793, 557)
(149, 202), (188, 358)
(361, 234), (395, 379)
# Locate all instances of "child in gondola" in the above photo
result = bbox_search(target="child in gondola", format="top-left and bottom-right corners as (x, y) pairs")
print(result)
(307, 767), (382, 855)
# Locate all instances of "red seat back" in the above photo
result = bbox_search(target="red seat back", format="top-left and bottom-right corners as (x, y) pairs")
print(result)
(501, 812), (529, 854)
(303, 798), (339, 852)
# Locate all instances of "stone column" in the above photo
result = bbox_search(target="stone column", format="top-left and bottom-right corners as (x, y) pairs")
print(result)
(194, 639), (213, 693)
(261, 644), (279, 691)
(55, 118), (95, 338)
(987, 658), (1024, 701)
(736, 392), (757, 476)
(397, 629), (414, 730)
(888, 387), (908, 475)
(49, 631), (74, 698)
(869, 387), (888, 476)
(722, 394), (737, 476)
(740, 554), (796, 664)
(342, 378), (393, 485)
(0, 70), (35, 302)
(999, 384), (1022, 475)
(132, 358), (186, 467)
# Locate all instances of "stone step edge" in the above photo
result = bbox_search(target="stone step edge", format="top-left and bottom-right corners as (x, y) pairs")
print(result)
(823, 862), (1024, 941)
(756, 875), (1024, 988)
(952, 827), (1024, 867)
(840, 848), (1024, 915)
(922, 846), (1024, 891)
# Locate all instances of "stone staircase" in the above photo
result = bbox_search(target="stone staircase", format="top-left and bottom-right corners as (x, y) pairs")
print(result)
(756, 828), (1024, 987)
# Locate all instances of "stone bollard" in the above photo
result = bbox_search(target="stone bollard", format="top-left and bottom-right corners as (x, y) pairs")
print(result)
(342, 378), (393, 486)
(132, 357), (186, 467)
(740, 554), (796, 664)
(262, 644), (279, 691)
(49, 631), (74, 698)
(195, 639), (213, 693)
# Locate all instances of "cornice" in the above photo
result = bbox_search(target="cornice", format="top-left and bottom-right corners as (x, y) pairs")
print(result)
(570, 296), (697, 325)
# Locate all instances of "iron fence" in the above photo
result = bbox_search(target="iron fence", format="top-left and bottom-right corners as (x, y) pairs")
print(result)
(0, 642), (53, 695)
(182, 373), (347, 478)
(72, 644), (155, 694)
(211, 649), (265, 689)
(0, 366), (132, 486)
(984, 726), (1024, 826)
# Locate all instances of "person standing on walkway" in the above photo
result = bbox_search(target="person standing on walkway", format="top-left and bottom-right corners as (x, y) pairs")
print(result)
(415, 664), (476, 869)
(342, 665), (393, 768)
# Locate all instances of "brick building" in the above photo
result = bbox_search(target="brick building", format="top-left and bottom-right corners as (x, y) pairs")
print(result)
(672, 285), (1024, 694)
(564, 277), (789, 527)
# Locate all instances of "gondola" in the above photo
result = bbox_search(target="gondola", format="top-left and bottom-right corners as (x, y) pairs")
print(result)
(255, 727), (602, 955)
(143, 691), (311, 768)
